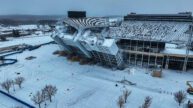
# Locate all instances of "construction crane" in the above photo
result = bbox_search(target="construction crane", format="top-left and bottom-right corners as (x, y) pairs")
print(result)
(186, 81), (193, 95)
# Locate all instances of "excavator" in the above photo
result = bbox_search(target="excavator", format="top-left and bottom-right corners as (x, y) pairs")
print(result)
(187, 81), (193, 95)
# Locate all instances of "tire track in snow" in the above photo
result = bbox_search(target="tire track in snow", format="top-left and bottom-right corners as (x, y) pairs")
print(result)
(67, 88), (97, 106)
(80, 70), (175, 97)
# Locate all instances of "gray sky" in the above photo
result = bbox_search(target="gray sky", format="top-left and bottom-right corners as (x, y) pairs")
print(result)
(0, 0), (193, 16)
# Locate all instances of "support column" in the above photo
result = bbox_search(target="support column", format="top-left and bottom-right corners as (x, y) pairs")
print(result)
(141, 54), (144, 67)
(165, 55), (169, 69)
(128, 53), (131, 65)
(183, 57), (188, 71)
(148, 41), (151, 67)
(134, 54), (137, 65)
(161, 56), (164, 69)
(155, 42), (158, 66)
(134, 40), (138, 65)
(129, 40), (132, 65)
(141, 41), (145, 67)
(148, 54), (150, 67)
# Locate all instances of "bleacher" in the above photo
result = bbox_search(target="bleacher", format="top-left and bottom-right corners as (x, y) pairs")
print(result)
(61, 13), (192, 44)
(109, 21), (190, 43)
(63, 17), (109, 29)
(124, 13), (193, 22)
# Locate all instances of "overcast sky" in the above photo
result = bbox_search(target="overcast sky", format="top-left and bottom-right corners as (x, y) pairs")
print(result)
(0, 0), (193, 16)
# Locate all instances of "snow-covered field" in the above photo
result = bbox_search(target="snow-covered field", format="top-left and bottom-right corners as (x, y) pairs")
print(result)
(0, 35), (193, 108)
(0, 93), (26, 108)
(0, 33), (53, 48)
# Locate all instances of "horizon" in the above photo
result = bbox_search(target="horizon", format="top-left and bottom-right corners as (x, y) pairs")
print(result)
(0, 12), (192, 18)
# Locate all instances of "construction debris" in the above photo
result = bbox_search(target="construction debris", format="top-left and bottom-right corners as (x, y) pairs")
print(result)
(25, 56), (37, 60)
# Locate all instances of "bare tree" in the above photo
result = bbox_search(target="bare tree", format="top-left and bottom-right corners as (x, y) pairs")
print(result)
(117, 96), (124, 108)
(11, 80), (16, 92)
(1, 79), (12, 93)
(123, 89), (131, 103)
(15, 77), (25, 88)
(140, 96), (152, 108)
(174, 90), (186, 106)
(42, 85), (57, 102)
(31, 91), (45, 108)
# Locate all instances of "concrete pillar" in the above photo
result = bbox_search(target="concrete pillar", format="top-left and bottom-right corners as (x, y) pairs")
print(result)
(141, 54), (144, 67)
(135, 54), (137, 65)
(165, 56), (169, 69)
(155, 42), (158, 66)
(161, 56), (164, 69)
(129, 53), (131, 65)
(183, 58), (188, 71)
(148, 54), (150, 67)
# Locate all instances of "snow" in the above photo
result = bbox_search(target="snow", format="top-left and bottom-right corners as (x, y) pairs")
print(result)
(13, 25), (38, 30)
(0, 36), (193, 108)
(0, 25), (38, 33)
(162, 48), (186, 55)
(0, 93), (27, 108)
(162, 47), (193, 56)
(102, 39), (114, 47)
(161, 43), (193, 56)
(165, 43), (178, 48)
(0, 33), (53, 48)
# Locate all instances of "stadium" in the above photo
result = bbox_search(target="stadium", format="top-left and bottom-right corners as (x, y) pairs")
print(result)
(51, 12), (193, 71)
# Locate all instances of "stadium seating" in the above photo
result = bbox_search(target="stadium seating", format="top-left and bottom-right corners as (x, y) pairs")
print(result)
(109, 21), (190, 43)
(64, 17), (109, 29)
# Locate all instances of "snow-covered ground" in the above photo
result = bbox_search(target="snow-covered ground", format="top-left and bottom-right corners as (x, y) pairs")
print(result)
(0, 25), (38, 32)
(0, 35), (193, 108)
(0, 93), (26, 108)
(0, 33), (53, 48)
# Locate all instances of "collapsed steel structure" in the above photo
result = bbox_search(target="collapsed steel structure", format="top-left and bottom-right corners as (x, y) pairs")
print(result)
(52, 13), (193, 71)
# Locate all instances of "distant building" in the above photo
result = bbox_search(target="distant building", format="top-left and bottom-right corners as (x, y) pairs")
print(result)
(52, 13), (193, 71)
(68, 11), (86, 18)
